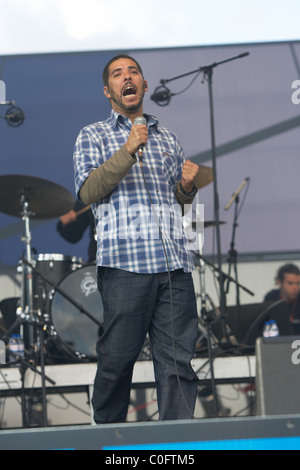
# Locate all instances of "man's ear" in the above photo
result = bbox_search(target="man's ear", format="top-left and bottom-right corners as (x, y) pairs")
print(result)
(104, 87), (111, 97)
(144, 80), (148, 92)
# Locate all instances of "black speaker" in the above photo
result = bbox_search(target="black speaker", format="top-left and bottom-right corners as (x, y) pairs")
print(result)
(256, 336), (300, 416)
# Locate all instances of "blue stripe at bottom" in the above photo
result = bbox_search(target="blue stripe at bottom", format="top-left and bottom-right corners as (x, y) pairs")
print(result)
(104, 436), (300, 450)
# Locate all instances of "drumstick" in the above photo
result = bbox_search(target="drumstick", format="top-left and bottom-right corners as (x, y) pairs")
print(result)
(75, 204), (92, 217)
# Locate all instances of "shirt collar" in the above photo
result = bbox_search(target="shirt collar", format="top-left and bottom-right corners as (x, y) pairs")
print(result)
(109, 109), (159, 129)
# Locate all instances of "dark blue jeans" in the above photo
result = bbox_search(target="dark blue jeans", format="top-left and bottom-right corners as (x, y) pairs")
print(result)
(92, 267), (199, 423)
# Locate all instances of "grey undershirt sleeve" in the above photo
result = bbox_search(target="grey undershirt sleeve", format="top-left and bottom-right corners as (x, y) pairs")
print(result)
(79, 146), (197, 210)
(79, 145), (137, 204)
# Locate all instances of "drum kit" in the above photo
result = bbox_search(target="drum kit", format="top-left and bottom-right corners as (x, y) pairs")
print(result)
(0, 174), (104, 367)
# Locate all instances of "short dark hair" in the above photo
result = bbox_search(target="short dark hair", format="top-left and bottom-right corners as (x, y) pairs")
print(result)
(276, 263), (300, 283)
(102, 54), (144, 87)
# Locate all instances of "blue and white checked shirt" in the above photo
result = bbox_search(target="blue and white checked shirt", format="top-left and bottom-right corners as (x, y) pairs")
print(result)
(73, 110), (194, 274)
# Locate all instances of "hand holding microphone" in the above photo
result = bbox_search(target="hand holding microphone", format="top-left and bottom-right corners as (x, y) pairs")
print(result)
(125, 116), (148, 161)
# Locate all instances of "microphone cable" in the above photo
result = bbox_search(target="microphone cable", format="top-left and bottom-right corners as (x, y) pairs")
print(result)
(151, 70), (202, 106)
(137, 157), (196, 420)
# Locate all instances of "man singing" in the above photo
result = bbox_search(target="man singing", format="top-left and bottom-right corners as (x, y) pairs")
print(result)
(73, 54), (200, 423)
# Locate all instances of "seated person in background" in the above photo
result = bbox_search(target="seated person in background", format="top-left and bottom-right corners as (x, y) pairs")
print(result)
(56, 200), (96, 263)
(264, 263), (300, 334)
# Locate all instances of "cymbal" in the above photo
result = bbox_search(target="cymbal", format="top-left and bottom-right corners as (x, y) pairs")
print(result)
(191, 220), (226, 230)
(0, 174), (75, 219)
(194, 165), (213, 189)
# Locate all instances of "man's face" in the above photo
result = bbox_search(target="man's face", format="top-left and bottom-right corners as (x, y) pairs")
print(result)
(104, 58), (147, 117)
(279, 273), (300, 301)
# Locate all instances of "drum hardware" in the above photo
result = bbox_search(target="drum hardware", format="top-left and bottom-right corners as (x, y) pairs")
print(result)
(191, 223), (219, 417)
(194, 251), (255, 356)
(0, 174), (75, 219)
(191, 217), (252, 417)
(186, 219), (223, 350)
(0, 174), (75, 427)
(193, 252), (255, 311)
(191, 219), (226, 230)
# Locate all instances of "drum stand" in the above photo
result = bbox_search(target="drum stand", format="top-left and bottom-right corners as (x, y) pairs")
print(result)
(17, 256), (103, 426)
(19, 194), (56, 426)
(11, 205), (101, 427)
(1, 194), (55, 427)
(0, 174), (76, 427)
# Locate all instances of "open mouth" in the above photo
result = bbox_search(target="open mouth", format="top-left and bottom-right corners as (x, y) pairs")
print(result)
(122, 84), (137, 97)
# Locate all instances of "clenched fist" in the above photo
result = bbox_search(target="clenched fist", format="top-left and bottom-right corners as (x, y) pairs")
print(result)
(181, 160), (199, 193)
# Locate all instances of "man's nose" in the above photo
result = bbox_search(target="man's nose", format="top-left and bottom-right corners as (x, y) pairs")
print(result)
(124, 71), (132, 81)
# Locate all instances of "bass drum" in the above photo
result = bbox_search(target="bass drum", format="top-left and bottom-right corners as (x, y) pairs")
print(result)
(33, 253), (81, 314)
(49, 264), (103, 359)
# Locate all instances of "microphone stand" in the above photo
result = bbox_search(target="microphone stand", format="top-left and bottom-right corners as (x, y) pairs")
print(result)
(225, 195), (241, 306)
(193, 252), (254, 299)
(155, 52), (249, 417)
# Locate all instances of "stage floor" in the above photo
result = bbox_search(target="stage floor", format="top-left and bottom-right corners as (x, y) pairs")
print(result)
(1, 415), (300, 450)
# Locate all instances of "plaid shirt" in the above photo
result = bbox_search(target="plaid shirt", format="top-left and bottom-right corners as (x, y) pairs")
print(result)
(73, 110), (194, 274)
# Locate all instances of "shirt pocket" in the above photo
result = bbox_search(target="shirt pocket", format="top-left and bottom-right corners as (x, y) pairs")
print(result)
(148, 140), (178, 188)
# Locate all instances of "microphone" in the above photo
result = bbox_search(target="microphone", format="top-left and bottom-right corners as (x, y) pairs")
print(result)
(150, 85), (173, 106)
(224, 177), (250, 211)
(5, 105), (25, 127)
(134, 116), (147, 161)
